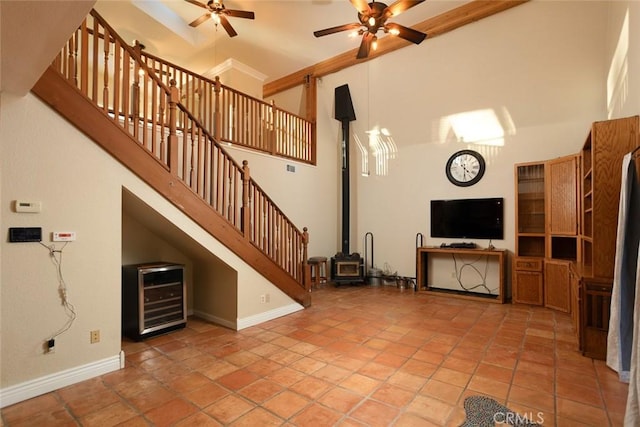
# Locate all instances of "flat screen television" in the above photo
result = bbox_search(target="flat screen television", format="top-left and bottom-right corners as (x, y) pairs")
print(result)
(430, 197), (504, 240)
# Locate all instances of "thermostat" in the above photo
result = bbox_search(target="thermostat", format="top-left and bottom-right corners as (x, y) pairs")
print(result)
(15, 201), (42, 213)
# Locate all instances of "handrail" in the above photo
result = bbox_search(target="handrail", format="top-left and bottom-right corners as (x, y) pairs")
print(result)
(51, 9), (310, 290)
(138, 47), (315, 164)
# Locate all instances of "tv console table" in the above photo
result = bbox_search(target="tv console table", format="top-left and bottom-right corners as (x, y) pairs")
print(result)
(416, 246), (507, 304)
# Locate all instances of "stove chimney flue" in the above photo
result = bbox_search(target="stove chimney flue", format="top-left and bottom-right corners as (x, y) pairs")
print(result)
(334, 84), (356, 255)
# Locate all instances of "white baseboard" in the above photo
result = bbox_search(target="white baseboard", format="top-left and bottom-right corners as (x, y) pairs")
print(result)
(194, 303), (303, 331)
(0, 353), (122, 408)
(237, 303), (303, 330)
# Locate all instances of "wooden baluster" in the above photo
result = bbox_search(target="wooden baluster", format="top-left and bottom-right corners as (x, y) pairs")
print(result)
(80, 19), (89, 95)
(91, 18), (99, 101)
(269, 100), (276, 156)
(113, 39), (121, 123)
(102, 27), (110, 112)
(167, 79), (180, 176)
(67, 28), (77, 85)
(242, 161), (251, 239)
(214, 76), (222, 142)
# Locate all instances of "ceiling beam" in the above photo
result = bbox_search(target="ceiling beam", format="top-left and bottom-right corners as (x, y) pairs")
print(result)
(263, 0), (529, 98)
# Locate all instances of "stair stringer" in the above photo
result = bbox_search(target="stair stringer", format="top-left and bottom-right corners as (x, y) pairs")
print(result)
(32, 66), (311, 308)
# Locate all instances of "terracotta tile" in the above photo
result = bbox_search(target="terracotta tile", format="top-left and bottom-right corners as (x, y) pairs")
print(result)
(339, 373), (381, 395)
(237, 378), (283, 403)
(290, 402), (343, 426)
(183, 382), (229, 408)
(79, 401), (139, 426)
(263, 390), (311, 419)
(512, 369), (554, 394)
(405, 394), (455, 425)
(474, 362), (513, 384)
(289, 356), (327, 374)
(231, 407), (284, 426)
(144, 397), (198, 427)
(62, 387), (122, 417)
(467, 375), (510, 401)
(290, 375), (332, 399)
(126, 383), (175, 413)
(347, 399), (398, 427)
(174, 411), (222, 426)
(358, 361), (396, 380)
(431, 367), (471, 388)
(419, 379), (464, 404)
(318, 386), (364, 413)
(386, 370), (428, 392)
(556, 397), (609, 425)
(167, 372), (213, 394)
(373, 351), (407, 368)
(204, 394), (255, 424)
(266, 366), (307, 387)
(312, 364), (351, 383)
(216, 369), (259, 390)
(399, 359), (437, 378)
(371, 383), (415, 408)
(556, 381), (604, 407)
(508, 383), (555, 413)
(441, 356), (478, 374)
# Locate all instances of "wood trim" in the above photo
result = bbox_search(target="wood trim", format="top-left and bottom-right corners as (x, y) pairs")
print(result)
(33, 67), (311, 308)
(263, 0), (529, 97)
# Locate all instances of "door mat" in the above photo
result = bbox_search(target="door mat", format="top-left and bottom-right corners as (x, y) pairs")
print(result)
(460, 395), (540, 426)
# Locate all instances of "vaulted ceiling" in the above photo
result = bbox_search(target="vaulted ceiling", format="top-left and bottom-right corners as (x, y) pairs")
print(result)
(0, 0), (526, 97)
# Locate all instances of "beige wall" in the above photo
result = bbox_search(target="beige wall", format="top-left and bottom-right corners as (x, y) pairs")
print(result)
(2, 0), (640, 407)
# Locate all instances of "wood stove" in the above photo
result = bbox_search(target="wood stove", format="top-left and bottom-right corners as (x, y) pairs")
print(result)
(331, 84), (365, 285)
(331, 252), (364, 284)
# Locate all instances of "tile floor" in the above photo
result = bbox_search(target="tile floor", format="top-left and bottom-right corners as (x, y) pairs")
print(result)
(1, 285), (629, 426)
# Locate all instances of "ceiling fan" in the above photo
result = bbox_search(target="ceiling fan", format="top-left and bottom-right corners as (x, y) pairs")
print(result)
(314, 0), (427, 59)
(184, 0), (255, 38)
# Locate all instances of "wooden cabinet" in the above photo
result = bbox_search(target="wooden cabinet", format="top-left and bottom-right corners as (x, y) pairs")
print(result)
(581, 116), (639, 278)
(546, 155), (579, 261)
(514, 162), (546, 305)
(580, 279), (613, 360)
(513, 257), (543, 305)
(513, 157), (578, 308)
(574, 115), (639, 360)
(544, 259), (571, 312)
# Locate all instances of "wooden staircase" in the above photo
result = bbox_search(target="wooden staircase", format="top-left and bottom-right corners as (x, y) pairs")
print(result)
(31, 9), (312, 307)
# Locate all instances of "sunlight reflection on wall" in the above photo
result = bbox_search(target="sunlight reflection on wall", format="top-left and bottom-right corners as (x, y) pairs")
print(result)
(355, 127), (398, 177)
(607, 8), (629, 119)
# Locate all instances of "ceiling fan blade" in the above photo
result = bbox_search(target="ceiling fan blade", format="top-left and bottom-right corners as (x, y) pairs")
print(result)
(219, 14), (238, 37)
(184, 0), (209, 9)
(189, 13), (211, 27)
(384, 0), (425, 19)
(314, 23), (361, 38)
(225, 9), (255, 19)
(386, 23), (426, 44)
(350, 0), (372, 15)
(356, 32), (374, 59)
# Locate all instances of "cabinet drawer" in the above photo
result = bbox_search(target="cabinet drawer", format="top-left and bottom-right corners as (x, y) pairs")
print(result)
(515, 258), (543, 271)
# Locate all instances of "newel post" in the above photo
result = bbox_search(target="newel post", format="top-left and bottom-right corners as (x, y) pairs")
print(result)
(213, 76), (222, 142)
(302, 227), (310, 292)
(241, 160), (251, 240)
(168, 79), (180, 176)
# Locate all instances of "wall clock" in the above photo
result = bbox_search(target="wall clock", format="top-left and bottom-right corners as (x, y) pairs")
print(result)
(445, 149), (486, 187)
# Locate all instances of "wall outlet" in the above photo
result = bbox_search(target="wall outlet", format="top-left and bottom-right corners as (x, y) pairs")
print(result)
(260, 294), (270, 303)
(90, 330), (100, 344)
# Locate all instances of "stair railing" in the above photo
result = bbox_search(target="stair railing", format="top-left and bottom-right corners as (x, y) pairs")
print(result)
(137, 46), (315, 165)
(51, 9), (310, 288)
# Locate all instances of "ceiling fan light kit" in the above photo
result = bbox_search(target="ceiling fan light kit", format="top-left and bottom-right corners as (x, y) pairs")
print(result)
(314, 0), (428, 59)
(184, 0), (255, 38)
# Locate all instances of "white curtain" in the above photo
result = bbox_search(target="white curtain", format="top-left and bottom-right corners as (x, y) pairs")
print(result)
(606, 152), (640, 425)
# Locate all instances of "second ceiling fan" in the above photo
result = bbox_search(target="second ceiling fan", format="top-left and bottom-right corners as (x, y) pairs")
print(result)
(185, 0), (255, 38)
(314, 0), (427, 59)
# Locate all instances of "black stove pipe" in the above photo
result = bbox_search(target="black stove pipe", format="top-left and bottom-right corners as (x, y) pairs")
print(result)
(334, 84), (356, 255)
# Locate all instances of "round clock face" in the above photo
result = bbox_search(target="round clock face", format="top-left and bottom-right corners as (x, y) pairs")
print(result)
(445, 149), (486, 187)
